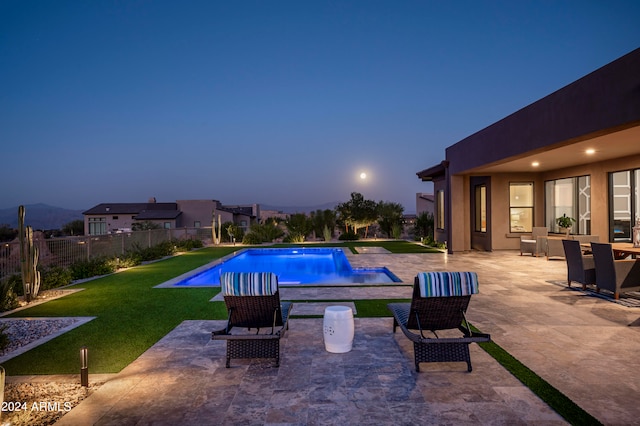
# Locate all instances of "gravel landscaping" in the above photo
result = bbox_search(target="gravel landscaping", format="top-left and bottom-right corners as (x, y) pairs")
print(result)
(1, 292), (103, 425)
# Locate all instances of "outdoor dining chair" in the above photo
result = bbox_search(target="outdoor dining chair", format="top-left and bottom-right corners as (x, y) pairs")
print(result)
(591, 242), (640, 300)
(212, 272), (292, 367)
(387, 271), (490, 372)
(562, 239), (595, 290)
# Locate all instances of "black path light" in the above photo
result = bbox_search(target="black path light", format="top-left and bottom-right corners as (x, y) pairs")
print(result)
(80, 346), (88, 387)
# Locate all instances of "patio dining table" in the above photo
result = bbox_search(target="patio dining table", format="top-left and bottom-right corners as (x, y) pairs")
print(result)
(580, 242), (640, 259)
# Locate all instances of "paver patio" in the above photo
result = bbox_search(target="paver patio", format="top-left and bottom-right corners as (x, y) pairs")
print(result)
(42, 250), (640, 424)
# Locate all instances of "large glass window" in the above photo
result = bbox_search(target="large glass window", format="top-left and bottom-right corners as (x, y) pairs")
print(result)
(436, 190), (445, 230)
(88, 217), (106, 235)
(509, 182), (533, 232)
(474, 185), (487, 232)
(610, 170), (640, 241)
(545, 176), (591, 234)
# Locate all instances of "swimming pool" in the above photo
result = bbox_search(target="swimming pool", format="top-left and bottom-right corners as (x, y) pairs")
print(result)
(173, 247), (400, 286)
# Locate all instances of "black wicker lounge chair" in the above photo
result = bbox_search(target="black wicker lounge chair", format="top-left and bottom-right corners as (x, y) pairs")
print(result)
(387, 272), (490, 372)
(562, 239), (596, 290)
(212, 272), (292, 367)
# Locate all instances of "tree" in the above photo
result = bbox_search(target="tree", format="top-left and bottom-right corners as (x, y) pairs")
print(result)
(310, 209), (336, 239)
(335, 192), (378, 237)
(285, 213), (312, 241)
(377, 201), (404, 238)
(62, 220), (85, 236)
(414, 212), (434, 240)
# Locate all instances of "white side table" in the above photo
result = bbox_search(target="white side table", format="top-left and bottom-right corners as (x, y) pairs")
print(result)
(323, 306), (354, 353)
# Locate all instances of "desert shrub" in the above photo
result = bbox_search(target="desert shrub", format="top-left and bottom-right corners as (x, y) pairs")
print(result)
(242, 232), (263, 245)
(243, 223), (284, 244)
(69, 257), (117, 280)
(133, 240), (175, 262)
(118, 251), (142, 268)
(323, 225), (332, 242)
(284, 232), (305, 243)
(338, 231), (359, 241)
(40, 266), (73, 290)
(175, 239), (203, 251)
(0, 275), (19, 311)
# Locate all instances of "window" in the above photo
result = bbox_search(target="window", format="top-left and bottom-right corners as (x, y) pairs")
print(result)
(194, 221), (201, 228)
(610, 169), (639, 241)
(164, 222), (171, 229)
(474, 185), (487, 232)
(545, 176), (591, 234)
(509, 182), (533, 232)
(436, 190), (445, 229)
(88, 217), (106, 235)
(112, 216), (118, 220)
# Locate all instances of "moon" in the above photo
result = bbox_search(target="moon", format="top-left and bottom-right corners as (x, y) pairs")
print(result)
(360, 172), (367, 180)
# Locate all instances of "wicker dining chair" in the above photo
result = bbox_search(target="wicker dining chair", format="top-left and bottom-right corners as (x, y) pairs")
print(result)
(387, 272), (490, 372)
(591, 243), (640, 300)
(212, 272), (292, 367)
(562, 239), (596, 290)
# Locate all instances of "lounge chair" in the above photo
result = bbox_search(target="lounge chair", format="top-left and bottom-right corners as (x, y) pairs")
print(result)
(387, 272), (490, 372)
(562, 239), (595, 290)
(591, 243), (640, 300)
(211, 272), (292, 367)
(520, 227), (548, 257)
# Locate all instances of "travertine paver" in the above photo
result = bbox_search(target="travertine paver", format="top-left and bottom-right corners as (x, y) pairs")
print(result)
(56, 249), (640, 425)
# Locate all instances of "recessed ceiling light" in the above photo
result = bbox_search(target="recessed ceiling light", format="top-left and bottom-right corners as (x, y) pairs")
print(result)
(586, 148), (596, 155)
(532, 161), (540, 167)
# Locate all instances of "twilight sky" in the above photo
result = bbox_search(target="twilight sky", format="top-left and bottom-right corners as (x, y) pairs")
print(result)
(2, 1), (639, 213)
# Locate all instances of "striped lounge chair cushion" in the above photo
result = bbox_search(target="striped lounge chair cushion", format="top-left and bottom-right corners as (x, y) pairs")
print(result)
(221, 272), (279, 296)
(417, 272), (479, 297)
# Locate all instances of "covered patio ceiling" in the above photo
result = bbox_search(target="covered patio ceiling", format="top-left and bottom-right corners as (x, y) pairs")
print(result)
(467, 124), (640, 174)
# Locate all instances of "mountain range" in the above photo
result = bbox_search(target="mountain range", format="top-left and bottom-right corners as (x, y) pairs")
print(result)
(0, 204), (85, 230)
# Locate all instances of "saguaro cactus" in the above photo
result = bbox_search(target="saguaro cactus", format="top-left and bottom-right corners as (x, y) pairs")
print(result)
(18, 205), (41, 303)
(211, 210), (222, 245)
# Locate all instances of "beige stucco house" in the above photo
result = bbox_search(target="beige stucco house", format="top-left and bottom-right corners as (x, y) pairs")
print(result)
(83, 199), (259, 235)
(418, 48), (640, 254)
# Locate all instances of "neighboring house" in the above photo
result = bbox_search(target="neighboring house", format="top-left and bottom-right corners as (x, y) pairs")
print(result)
(415, 193), (434, 217)
(216, 204), (260, 233)
(83, 201), (180, 235)
(417, 48), (640, 254)
(83, 198), (260, 235)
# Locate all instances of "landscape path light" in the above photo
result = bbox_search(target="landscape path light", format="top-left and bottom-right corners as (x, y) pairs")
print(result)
(80, 346), (88, 387)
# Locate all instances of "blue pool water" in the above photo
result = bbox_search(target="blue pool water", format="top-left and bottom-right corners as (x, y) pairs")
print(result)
(175, 247), (400, 286)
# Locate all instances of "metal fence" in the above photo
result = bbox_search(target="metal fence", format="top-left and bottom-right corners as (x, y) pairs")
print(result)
(0, 227), (214, 281)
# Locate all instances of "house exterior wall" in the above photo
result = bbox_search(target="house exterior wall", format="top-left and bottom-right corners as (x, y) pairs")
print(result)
(446, 154), (640, 252)
(416, 193), (434, 216)
(177, 200), (221, 228)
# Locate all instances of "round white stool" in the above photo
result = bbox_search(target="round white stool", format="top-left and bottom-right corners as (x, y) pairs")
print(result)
(323, 305), (354, 353)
